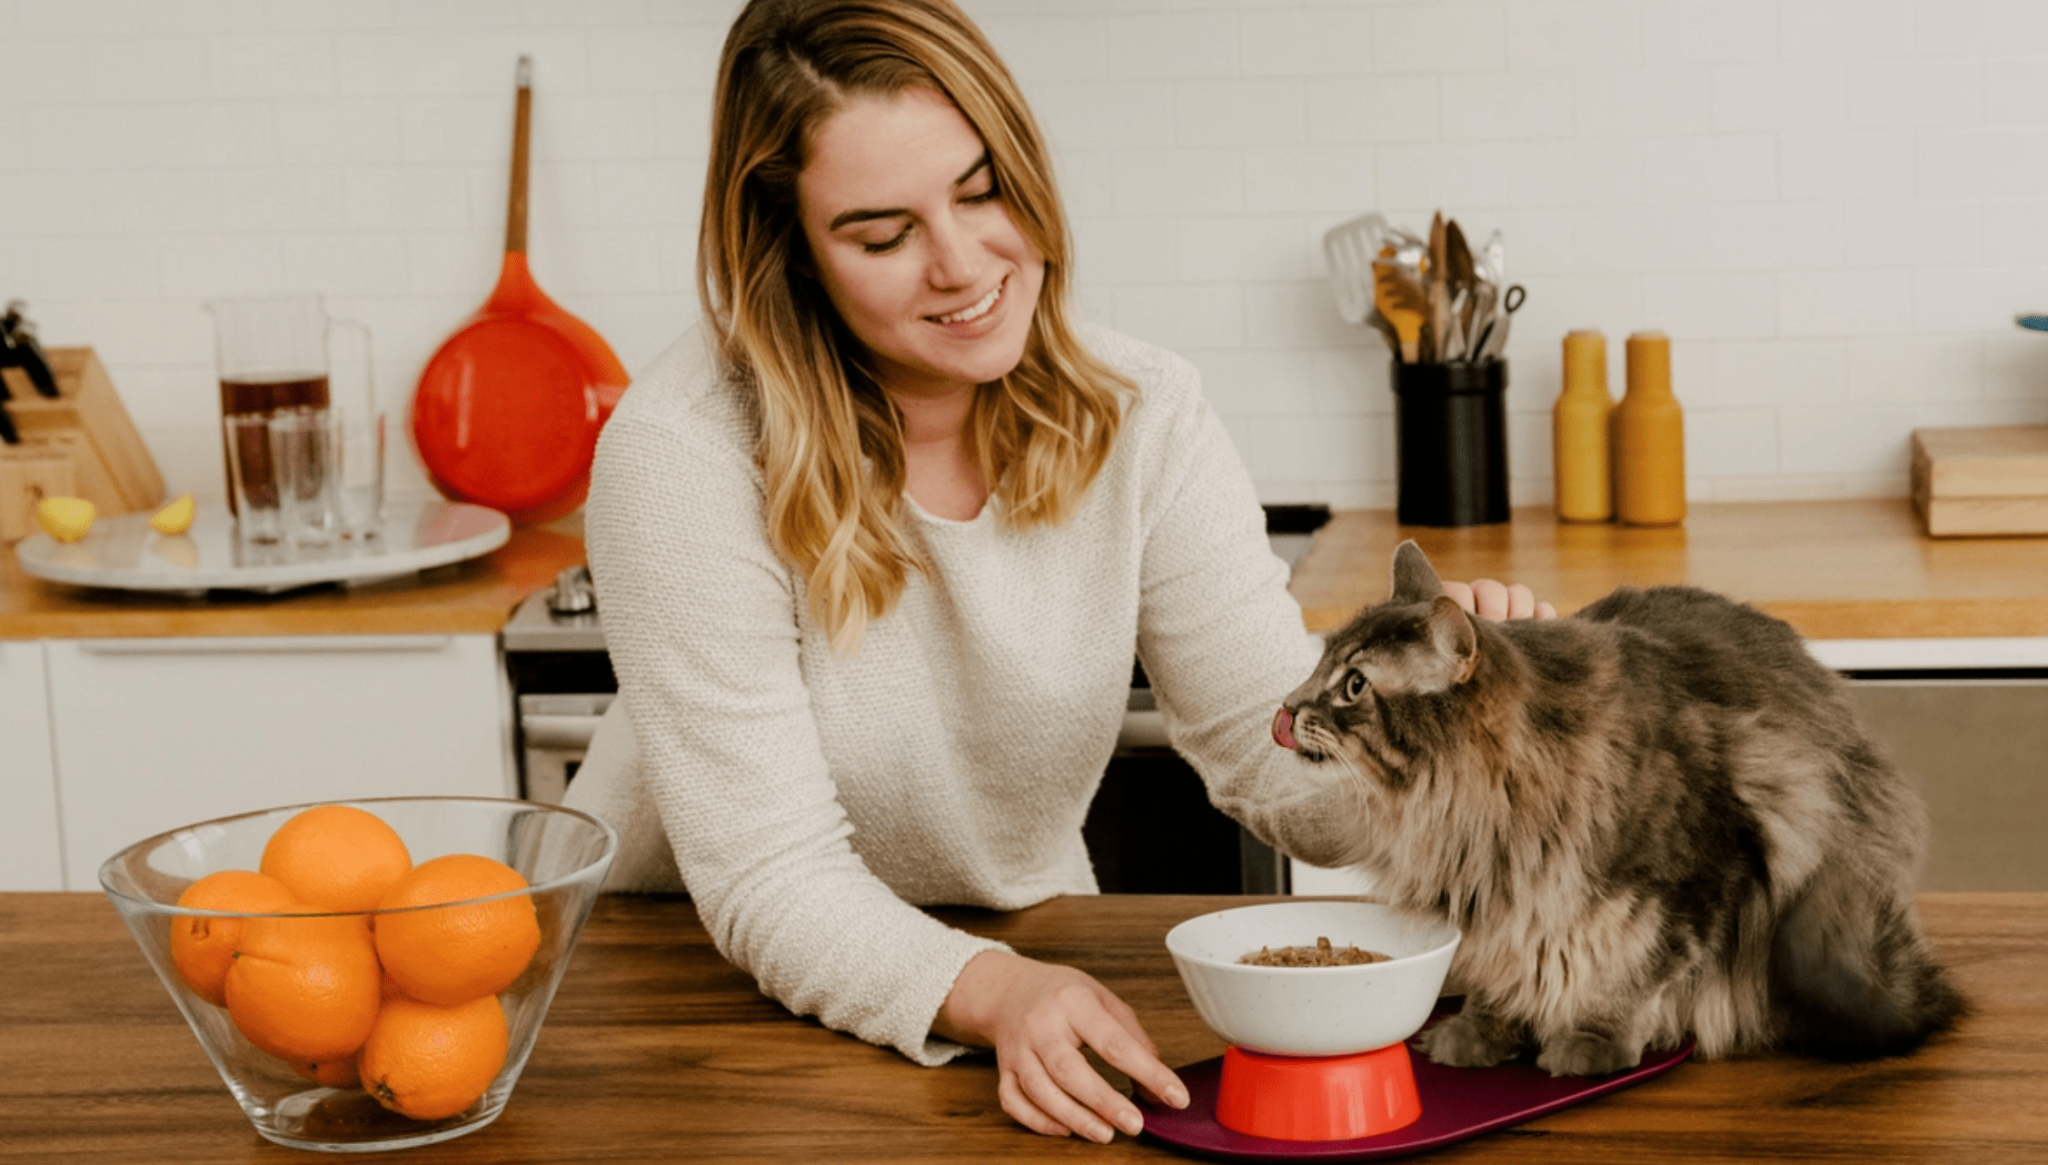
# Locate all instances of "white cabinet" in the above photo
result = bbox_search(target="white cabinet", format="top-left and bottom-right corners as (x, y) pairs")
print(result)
(0, 639), (64, 890)
(43, 633), (514, 890)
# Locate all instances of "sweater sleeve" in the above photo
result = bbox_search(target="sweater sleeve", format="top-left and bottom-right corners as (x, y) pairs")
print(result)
(1127, 355), (1378, 870)
(585, 369), (1007, 1067)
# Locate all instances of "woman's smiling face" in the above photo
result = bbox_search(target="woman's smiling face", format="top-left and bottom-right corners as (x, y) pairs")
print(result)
(795, 86), (1046, 403)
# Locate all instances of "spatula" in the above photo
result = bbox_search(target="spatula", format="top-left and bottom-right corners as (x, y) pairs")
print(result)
(1323, 213), (1398, 350)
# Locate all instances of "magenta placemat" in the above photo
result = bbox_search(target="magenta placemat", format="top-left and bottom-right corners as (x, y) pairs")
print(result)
(1138, 1010), (1692, 1161)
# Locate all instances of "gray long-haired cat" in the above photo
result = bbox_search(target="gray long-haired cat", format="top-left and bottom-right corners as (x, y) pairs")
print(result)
(1273, 541), (1964, 1076)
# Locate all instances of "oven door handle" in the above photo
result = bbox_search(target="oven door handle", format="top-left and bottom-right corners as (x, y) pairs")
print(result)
(1116, 707), (1170, 752)
(519, 693), (615, 750)
(523, 714), (605, 749)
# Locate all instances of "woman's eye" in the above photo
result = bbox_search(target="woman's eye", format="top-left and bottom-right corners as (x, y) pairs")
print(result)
(961, 182), (1001, 205)
(860, 231), (910, 255)
(1342, 670), (1367, 702)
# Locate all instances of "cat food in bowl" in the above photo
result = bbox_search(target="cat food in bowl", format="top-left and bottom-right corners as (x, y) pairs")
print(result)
(98, 796), (616, 1153)
(1241, 937), (1389, 967)
(1167, 901), (1459, 1057)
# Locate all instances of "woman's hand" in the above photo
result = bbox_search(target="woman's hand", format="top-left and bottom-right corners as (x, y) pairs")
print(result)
(935, 949), (1189, 1142)
(1442, 578), (1557, 621)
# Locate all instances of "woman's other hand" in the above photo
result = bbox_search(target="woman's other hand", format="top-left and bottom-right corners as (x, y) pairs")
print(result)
(1442, 578), (1557, 621)
(935, 949), (1189, 1142)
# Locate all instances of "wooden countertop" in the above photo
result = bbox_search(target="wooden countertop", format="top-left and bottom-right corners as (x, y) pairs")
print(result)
(10, 497), (2045, 644)
(0, 521), (587, 640)
(5, 891), (2044, 1163)
(1288, 498), (2048, 639)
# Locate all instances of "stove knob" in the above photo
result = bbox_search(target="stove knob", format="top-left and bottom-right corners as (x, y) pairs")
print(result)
(547, 564), (596, 616)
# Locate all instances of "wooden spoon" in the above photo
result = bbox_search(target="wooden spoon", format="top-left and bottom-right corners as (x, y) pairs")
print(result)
(1372, 257), (1426, 363)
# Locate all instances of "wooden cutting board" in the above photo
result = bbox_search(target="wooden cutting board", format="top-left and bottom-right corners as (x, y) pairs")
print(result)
(1911, 425), (2048, 537)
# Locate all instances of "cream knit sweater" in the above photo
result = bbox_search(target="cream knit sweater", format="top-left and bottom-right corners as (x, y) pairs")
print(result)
(565, 324), (1366, 1066)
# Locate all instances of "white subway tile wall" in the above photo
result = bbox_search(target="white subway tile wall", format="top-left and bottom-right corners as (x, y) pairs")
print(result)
(2, 0), (2045, 512)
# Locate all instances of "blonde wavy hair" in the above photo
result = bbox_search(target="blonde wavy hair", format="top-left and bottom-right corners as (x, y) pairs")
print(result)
(699, 0), (1131, 653)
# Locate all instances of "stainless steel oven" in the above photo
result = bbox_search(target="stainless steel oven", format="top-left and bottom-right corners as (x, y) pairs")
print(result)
(500, 505), (1329, 893)
(504, 565), (613, 804)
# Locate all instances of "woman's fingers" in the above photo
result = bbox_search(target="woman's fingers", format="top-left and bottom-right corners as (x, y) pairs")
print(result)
(1004, 989), (1188, 1142)
(1440, 578), (1474, 613)
(1446, 578), (1557, 621)
(1079, 1005), (1188, 1112)
(997, 1066), (1071, 1139)
(1015, 1048), (1123, 1142)
(944, 952), (1188, 1141)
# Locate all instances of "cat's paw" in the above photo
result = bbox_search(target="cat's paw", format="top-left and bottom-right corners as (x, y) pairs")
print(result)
(1536, 1032), (1643, 1077)
(1418, 1012), (1518, 1068)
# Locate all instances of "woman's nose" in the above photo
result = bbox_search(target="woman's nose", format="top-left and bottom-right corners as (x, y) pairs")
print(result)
(924, 214), (982, 288)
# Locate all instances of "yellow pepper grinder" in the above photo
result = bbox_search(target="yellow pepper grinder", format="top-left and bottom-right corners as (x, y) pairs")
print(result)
(1553, 330), (1613, 522)
(1613, 330), (1686, 526)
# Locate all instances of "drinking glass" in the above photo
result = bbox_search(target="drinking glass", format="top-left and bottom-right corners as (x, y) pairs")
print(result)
(223, 413), (282, 544)
(269, 407), (335, 548)
(333, 406), (385, 538)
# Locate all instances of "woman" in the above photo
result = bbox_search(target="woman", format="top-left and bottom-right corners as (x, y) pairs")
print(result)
(566, 0), (1549, 1145)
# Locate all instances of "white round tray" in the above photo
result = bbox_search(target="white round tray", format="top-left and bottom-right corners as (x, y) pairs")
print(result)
(13, 501), (511, 595)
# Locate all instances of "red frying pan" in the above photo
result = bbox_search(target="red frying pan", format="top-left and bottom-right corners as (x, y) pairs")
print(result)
(411, 55), (629, 527)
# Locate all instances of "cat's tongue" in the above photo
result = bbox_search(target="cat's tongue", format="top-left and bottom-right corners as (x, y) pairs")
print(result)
(1272, 707), (1298, 751)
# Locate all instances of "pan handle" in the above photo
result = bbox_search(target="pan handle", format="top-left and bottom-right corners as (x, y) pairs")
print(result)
(506, 55), (532, 257)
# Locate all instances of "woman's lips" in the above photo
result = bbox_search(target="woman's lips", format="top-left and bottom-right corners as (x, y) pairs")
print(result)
(930, 276), (1004, 326)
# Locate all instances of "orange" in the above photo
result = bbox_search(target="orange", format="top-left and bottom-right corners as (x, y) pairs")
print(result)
(375, 854), (540, 1006)
(292, 1055), (362, 1090)
(224, 910), (382, 1063)
(260, 805), (413, 913)
(359, 994), (509, 1121)
(169, 870), (298, 1007)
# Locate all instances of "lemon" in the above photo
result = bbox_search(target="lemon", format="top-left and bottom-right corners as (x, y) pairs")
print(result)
(35, 497), (96, 542)
(150, 494), (196, 535)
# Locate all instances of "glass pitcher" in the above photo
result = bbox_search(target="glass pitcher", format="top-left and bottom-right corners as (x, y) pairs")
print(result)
(204, 293), (376, 542)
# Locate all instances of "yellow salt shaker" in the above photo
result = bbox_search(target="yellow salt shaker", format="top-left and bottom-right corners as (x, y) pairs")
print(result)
(1553, 330), (1613, 522)
(1612, 331), (1686, 526)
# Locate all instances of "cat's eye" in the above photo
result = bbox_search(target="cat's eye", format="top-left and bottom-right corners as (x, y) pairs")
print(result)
(1342, 670), (1367, 702)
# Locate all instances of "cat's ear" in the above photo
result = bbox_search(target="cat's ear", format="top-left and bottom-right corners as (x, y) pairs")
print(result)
(1427, 596), (1480, 685)
(1391, 540), (1444, 603)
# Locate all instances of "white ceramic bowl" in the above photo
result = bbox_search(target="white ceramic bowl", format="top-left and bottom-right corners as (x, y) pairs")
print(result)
(1166, 901), (1461, 1057)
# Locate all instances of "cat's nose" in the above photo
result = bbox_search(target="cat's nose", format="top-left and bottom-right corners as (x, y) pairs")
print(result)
(1272, 707), (1299, 750)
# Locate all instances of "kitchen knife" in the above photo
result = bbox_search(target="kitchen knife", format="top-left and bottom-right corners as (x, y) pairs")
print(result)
(0, 375), (18, 445)
(0, 302), (59, 397)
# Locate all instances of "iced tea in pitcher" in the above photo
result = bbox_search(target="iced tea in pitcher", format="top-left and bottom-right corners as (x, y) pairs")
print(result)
(205, 294), (368, 537)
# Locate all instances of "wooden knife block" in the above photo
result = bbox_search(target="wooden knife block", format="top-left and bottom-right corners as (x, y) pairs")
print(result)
(1, 347), (165, 543)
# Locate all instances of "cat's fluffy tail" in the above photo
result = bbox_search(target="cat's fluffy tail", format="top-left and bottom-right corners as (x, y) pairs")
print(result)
(1768, 859), (1966, 1060)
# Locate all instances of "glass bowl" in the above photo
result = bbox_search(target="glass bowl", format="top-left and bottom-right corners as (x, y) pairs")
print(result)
(99, 795), (617, 1153)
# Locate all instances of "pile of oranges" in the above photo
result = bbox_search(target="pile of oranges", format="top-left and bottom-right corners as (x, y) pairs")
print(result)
(167, 805), (542, 1121)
